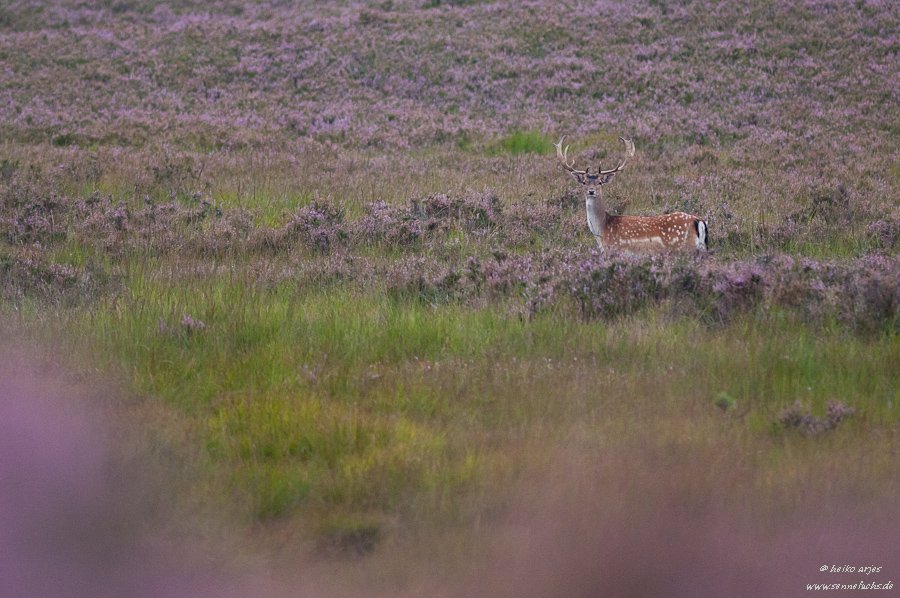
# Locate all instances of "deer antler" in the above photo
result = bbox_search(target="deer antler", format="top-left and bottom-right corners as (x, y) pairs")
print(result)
(553, 136), (586, 175)
(599, 137), (635, 175)
(555, 136), (634, 175)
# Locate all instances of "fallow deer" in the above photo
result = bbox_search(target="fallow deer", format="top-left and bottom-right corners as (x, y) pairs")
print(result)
(554, 136), (708, 253)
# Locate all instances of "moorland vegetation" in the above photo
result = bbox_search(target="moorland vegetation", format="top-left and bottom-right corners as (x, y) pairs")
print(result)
(2, 0), (899, 594)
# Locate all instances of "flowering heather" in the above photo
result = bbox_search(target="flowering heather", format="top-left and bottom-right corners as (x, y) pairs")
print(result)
(3, 178), (900, 328)
(400, 250), (899, 330)
(158, 313), (207, 336)
(867, 213), (900, 251)
(1, 0), (899, 154)
(779, 399), (856, 435)
(0, 0), (898, 220)
(271, 199), (347, 252)
(356, 199), (426, 246)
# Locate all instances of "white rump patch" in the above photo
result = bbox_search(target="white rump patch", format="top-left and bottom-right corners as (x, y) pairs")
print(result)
(696, 221), (708, 250)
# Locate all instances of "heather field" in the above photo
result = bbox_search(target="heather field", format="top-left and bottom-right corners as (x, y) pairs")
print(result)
(2, 0), (900, 595)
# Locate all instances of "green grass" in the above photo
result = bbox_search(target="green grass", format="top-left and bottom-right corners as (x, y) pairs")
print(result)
(32, 256), (897, 538)
(493, 130), (556, 156)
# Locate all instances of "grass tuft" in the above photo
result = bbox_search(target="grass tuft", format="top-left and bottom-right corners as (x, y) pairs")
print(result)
(495, 130), (555, 156)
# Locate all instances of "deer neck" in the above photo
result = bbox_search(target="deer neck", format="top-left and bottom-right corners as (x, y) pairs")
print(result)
(585, 193), (609, 244)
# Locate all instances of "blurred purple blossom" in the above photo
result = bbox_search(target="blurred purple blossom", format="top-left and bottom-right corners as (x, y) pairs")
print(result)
(0, 361), (240, 598)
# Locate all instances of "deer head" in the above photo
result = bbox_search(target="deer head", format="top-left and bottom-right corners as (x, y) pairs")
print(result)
(553, 136), (635, 198)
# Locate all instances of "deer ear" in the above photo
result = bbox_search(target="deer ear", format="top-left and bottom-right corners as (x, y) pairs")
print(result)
(570, 172), (586, 184)
(599, 172), (617, 185)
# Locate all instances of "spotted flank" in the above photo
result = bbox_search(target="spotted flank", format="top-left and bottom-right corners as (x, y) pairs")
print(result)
(596, 211), (708, 253)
